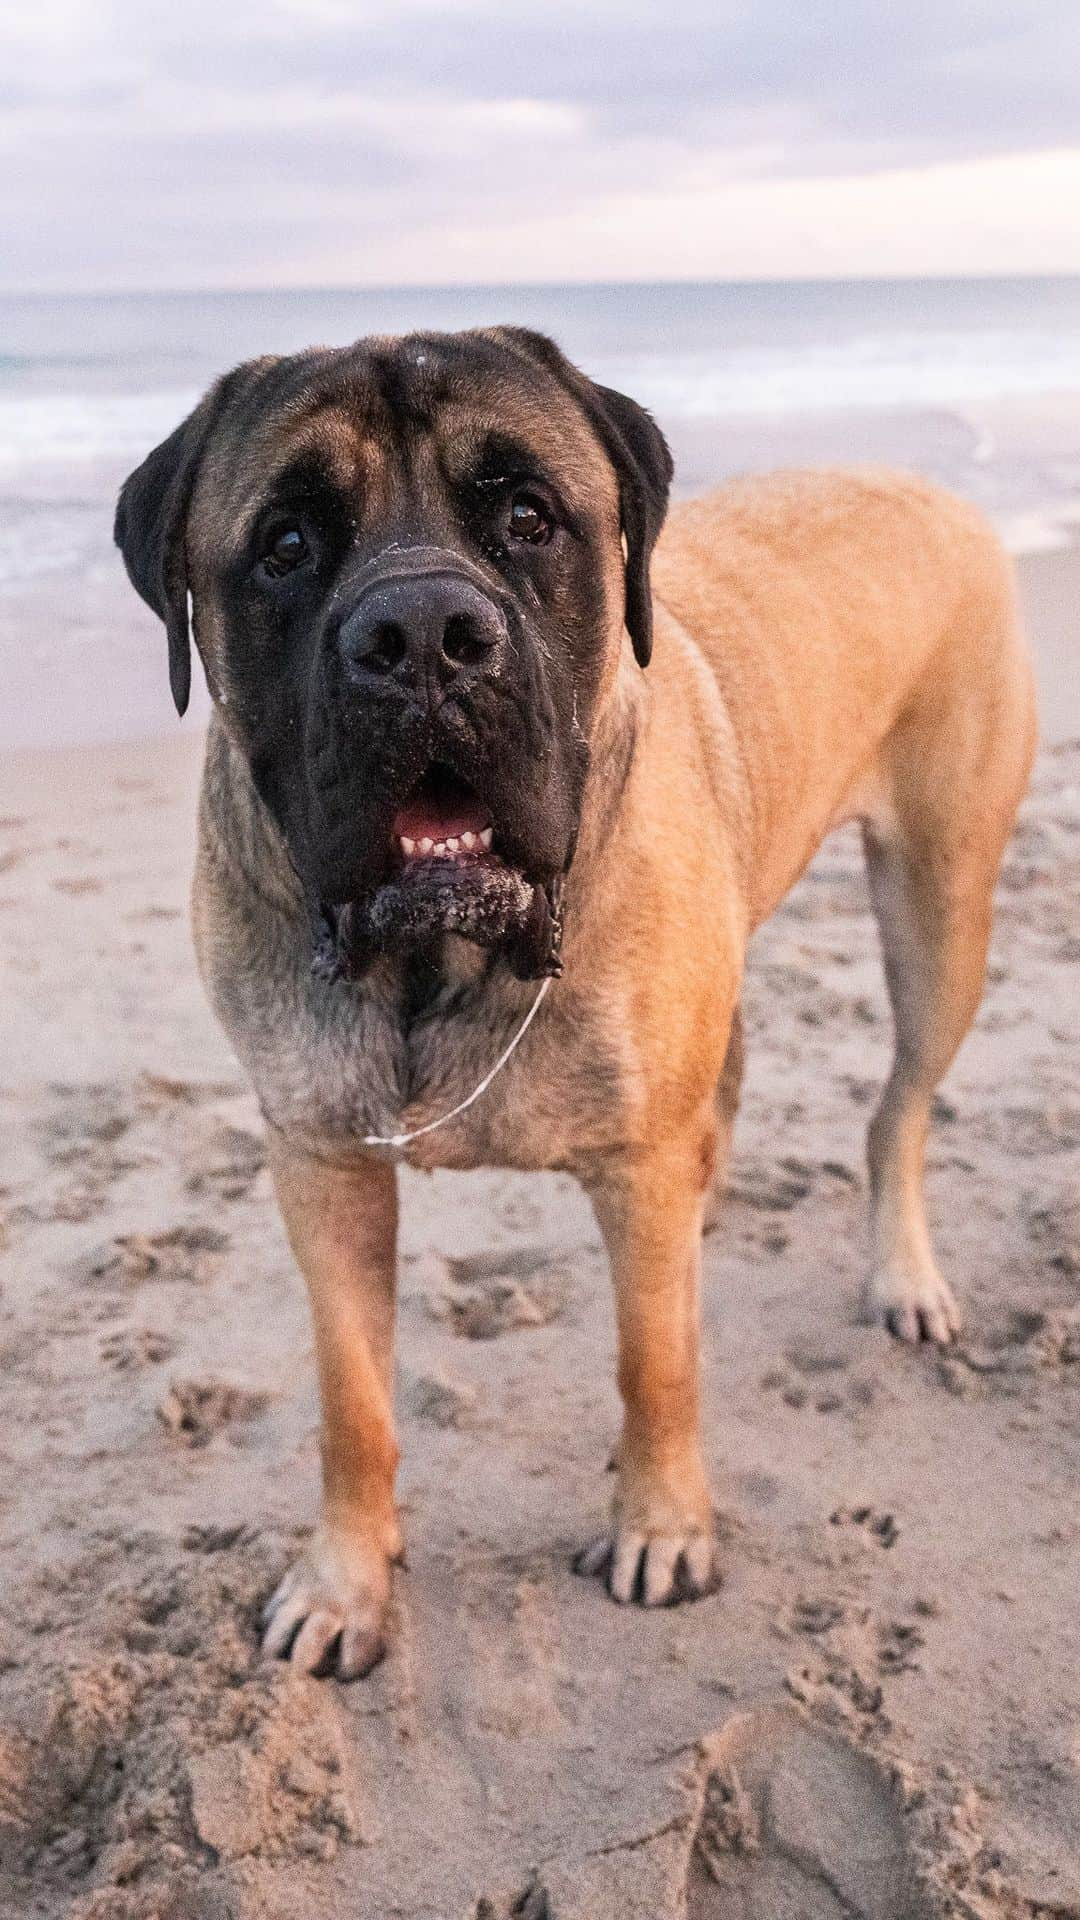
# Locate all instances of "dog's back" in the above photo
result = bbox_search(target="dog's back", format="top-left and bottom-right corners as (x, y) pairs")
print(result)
(651, 468), (1036, 925)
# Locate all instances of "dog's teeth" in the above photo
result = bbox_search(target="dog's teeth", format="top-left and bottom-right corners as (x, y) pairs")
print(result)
(460, 831), (475, 850)
(445, 836), (460, 853)
(419, 837), (434, 854)
(432, 840), (447, 856)
(400, 836), (416, 856)
(479, 826), (493, 849)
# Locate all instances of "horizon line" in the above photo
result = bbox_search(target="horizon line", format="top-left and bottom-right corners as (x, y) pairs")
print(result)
(3, 267), (1080, 302)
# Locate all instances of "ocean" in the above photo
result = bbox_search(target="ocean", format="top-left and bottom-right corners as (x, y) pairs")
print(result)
(2, 276), (1079, 747)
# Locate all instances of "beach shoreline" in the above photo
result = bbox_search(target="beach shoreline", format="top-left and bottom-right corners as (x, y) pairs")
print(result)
(4, 276), (1080, 755)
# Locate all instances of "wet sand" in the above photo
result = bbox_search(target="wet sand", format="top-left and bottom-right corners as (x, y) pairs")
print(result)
(0, 576), (1077, 1916)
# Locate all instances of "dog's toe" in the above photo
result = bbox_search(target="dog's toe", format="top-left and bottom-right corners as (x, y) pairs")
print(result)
(866, 1265), (960, 1347)
(261, 1531), (390, 1681)
(574, 1527), (718, 1607)
(573, 1534), (614, 1580)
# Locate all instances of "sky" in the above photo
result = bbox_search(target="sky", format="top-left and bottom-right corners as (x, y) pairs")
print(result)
(2, 0), (1079, 291)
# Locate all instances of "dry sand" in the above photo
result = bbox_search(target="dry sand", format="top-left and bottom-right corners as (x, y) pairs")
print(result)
(0, 612), (1078, 1915)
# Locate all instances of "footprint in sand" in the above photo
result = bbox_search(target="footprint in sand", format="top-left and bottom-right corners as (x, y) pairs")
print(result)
(830, 1504), (899, 1550)
(687, 1705), (931, 1919)
(987, 1101), (1080, 1157)
(939, 1303), (1080, 1396)
(41, 1081), (134, 1163)
(100, 1327), (175, 1370)
(727, 1161), (813, 1213)
(80, 1224), (229, 1289)
(427, 1244), (571, 1340)
(407, 1367), (480, 1429)
(1022, 1186), (1080, 1279)
(156, 1375), (273, 1447)
(184, 1123), (266, 1201)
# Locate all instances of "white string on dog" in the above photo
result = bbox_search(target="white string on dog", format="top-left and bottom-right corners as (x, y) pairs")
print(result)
(360, 975), (553, 1150)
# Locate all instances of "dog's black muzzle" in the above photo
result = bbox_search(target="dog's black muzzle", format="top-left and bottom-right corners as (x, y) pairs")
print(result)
(295, 546), (570, 986)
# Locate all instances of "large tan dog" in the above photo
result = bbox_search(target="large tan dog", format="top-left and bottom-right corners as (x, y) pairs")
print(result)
(116, 328), (1036, 1680)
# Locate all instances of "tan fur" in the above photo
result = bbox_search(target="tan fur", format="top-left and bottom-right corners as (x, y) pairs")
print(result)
(194, 464), (1035, 1676)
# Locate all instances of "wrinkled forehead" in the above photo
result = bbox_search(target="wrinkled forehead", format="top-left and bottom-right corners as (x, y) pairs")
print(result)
(191, 333), (617, 557)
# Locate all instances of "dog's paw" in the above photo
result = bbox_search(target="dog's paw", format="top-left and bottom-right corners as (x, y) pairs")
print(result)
(261, 1528), (393, 1681)
(863, 1261), (961, 1346)
(573, 1526), (719, 1606)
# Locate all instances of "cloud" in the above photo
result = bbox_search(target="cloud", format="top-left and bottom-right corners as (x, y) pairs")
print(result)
(1, 0), (1078, 287)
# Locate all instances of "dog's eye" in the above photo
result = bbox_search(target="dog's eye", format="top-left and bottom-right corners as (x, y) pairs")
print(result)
(507, 493), (552, 545)
(261, 522), (309, 577)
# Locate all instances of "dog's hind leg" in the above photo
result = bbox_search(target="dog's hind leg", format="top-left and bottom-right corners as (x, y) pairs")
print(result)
(703, 1004), (744, 1233)
(860, 631), (1035, 1343)
(860, 818), (979, 1342)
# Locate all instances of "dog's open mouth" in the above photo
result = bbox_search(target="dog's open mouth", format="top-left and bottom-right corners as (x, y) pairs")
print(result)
(391, 764), (496, 867)
(311, 762), (563, 985)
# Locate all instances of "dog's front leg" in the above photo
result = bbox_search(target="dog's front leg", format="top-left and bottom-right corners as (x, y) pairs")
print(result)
(577, 1125), (718, 1606)
(261, 1142), (400, 1680)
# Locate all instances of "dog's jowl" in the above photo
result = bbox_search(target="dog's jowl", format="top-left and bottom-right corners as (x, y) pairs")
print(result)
(116, 327), (1037, 1679)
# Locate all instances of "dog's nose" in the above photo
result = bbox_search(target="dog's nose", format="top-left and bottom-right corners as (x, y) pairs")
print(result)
(338, 573), (505, 688)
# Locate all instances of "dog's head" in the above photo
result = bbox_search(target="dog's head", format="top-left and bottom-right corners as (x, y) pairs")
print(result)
(115, 328), (671, 978)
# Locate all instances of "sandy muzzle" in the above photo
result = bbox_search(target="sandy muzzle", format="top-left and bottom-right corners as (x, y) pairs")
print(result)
(311, 858), (565, 984)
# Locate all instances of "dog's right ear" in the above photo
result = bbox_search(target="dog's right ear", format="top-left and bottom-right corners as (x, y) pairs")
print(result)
(114, 375), (238, 716)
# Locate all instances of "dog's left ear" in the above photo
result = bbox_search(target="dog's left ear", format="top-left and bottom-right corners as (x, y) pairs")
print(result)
(584, 381), (673, 668)
(491, 327), (673, 667)
(114, 374), (237, 716)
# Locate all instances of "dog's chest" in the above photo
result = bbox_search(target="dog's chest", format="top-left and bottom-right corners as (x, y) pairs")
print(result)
(368, 980), (543, 1171)
(238, 950), (628, 1177)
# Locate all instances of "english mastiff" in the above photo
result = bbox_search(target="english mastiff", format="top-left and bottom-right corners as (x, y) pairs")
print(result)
(116, 327), (1036, 1679)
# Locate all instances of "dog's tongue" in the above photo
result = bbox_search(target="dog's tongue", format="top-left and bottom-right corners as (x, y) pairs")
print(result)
(392, 792), (491, 842)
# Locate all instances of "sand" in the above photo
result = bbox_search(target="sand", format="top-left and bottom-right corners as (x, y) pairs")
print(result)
(1, 635), (1078, 1912)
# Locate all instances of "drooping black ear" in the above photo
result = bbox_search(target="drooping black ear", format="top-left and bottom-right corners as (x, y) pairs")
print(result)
(114, 374), (238, 716)
(490, 327), (673, 667)
(586, 380), (673, 667)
